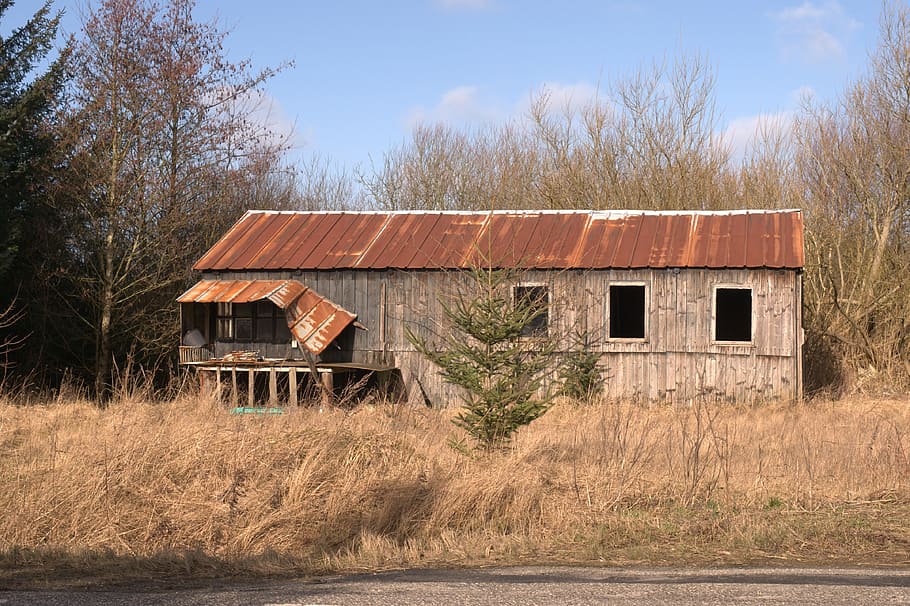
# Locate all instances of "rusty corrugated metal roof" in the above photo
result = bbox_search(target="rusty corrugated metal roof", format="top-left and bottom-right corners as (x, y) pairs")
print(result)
(177, 279), (356, 355)
(193, 209), (804, 271)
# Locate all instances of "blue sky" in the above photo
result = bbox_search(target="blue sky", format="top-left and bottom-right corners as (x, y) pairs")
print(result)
(13, 0), (883, 171)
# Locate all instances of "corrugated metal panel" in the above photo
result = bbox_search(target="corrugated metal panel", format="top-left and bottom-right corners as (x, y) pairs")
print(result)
(587, 217), (623, 267)
(257, 213), (321, 270)
(449, 213), (490, 268)
(176, 279), (355, 354)
(610, 214), (643, 268)
(284, 288), (358, 354)
(224, 213), (281, 270)
(528, 213), (589, 268)
(288, 213), (344, 269)
(176, 279), (307, 304)
(192, 209), (805, 271)
(401, 214), (449, 268)
(319, 213), (386, 269)
(388, 213), (440, 268)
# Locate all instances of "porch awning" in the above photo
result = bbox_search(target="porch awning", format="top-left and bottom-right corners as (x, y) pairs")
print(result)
(177, 279), (356, 355)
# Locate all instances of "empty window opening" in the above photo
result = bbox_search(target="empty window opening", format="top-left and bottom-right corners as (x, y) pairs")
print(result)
(234, 303), (253, 341)
(609, 284), (646, 339)
(715, 287), (752, 342)
(514, 285), (549, 338)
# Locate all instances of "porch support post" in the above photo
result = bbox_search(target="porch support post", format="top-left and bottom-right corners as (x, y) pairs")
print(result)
(288, 368), (298, 407)
(247, 368), (254, 407)
(321, 370), (334, 406)
(269, 368), (278, 407)
(215, 367), (222, 403)
(303, 351), (332, 406)
(231, 367), (238, 407)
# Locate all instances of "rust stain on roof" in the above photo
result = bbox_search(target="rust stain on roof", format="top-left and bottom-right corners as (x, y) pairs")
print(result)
(177, 279), (356, 355)
(193, 209), (804, 271)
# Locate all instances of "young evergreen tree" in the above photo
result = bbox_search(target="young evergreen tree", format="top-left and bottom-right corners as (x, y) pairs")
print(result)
(558, 328), (602, 402)
(408, 267), (558, 448)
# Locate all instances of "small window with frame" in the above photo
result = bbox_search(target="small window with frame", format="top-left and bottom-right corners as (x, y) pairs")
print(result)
(215, 299), (292, 344)
(513, 284), (549, 338)
(215, 302), (233, 341)
(713, 286), (753, 344)
(608, 283), (647, 340)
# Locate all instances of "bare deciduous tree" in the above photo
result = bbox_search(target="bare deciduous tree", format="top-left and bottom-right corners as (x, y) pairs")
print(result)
(795, 2), (910, 390)
(0, 298), (25, 376)
(52, 0), (292, 399)
(364, 53), (734, 213)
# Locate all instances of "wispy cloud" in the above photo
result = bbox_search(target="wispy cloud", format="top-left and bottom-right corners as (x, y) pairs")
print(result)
(207, 87), (301, 149)
(434, 0), (491, 11)
(406, 81), (608, 132)
(529, 81), (603, 115)
(722, 111), (794, 163)
(406, 85), (503, 128)
(790, 85), (817, 104)
(771, 1), (862, 62)
(242, 89), (302, 148)
(777, 2), (828, 21)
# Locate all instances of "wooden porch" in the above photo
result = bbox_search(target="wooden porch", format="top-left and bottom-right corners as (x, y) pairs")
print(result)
(187, 357), (398, 407)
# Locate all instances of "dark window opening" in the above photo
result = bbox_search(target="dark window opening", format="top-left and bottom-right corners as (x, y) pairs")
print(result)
(183, 303), (209, 340)
(514, 285), (549, 338)
(609, 284), (646, 339)
(715, 287), (752, 342)
(214, 300), (290, 344)
(275, 315), (292, 342)
(255, 300), (274, 342)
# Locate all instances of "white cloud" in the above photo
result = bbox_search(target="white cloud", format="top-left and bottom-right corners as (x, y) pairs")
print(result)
(790, 85), (817, 104)
(722, 112), (794, 163)
(806, 28), (844, 60)
(529, 81), (603, 115)
(243, 90), (301, 148)
(210, 87), (301, 150)
(406, 85), (503, 128)
(434, 0), (491, 11)
(777, 2), (828, 21)
(771, 1), (862, 63)
(405, 81), (608, 134)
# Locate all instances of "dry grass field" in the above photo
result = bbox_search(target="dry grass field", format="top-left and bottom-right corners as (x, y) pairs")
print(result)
(1, 388), (909, 586)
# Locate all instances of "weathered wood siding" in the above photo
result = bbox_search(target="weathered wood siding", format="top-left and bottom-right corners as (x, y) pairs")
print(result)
(202, 267), (802, 405)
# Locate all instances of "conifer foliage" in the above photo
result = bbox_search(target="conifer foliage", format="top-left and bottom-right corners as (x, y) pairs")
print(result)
(0, 0), (64, 295)
(408, 267), (558, 448)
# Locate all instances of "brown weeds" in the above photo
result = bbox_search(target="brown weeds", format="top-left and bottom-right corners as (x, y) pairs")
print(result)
(1, 392), (909, 583)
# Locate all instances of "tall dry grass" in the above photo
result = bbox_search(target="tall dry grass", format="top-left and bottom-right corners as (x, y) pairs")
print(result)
(2, 390), (909, 584)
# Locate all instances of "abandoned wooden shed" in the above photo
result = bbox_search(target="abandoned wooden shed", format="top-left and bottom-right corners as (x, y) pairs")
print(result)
(177, 209), (805, 405)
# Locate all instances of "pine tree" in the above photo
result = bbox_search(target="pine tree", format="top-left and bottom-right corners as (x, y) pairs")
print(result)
(0, 1), (66, 376)
(558, 328), (603, 402)
(0, 0), (64, 286)
(408, 267), (558, 448)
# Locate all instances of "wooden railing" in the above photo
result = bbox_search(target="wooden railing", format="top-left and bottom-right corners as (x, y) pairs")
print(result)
(179, 345), (213, 364)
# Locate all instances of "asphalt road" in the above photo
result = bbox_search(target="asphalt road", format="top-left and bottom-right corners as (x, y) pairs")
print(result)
(3, 566), (910, 605)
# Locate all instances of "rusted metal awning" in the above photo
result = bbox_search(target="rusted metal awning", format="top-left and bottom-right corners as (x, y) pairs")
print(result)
(177, 279), (356, 355)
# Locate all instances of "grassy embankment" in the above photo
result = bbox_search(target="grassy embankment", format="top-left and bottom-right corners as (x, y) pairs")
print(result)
(1, 389), (909, 587)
